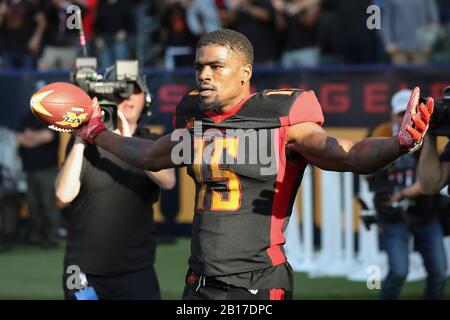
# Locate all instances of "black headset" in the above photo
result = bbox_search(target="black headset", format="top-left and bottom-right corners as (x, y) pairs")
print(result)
(134, 72), (152, 117)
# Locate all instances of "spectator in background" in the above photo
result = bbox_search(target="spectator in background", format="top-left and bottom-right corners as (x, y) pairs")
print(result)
(160, 0), (198, 69)
(273, 0), (321, 68)
(39, 0), (83, 70)
(0, 0), (46, 69)
(215, 0), (237, 26)
(94, 0), (134, 68)
(16, 81), (59, 248)
(381, 0), (440, 65)
(227, 0), (281, 66)
(138, 0), (166, 67)
(432, 0), (450, 63)
(367, 89), (447, 300)
(0, 127), (22, 250)
(325, 0), (377, 64)
(438, 0), (450, 30)
(187, 0), (221, 36)
(313, 0), (339, 64)
(81, 0), (98, 45)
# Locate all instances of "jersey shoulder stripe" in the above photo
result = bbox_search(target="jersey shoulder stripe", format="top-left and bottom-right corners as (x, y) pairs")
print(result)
(174, 88), (324, 129)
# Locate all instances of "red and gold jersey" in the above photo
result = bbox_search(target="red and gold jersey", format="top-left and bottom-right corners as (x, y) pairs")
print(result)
(174, 89), (324, 286)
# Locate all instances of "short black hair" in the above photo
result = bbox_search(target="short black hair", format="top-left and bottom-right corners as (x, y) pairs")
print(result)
(196, 29), (254, 65)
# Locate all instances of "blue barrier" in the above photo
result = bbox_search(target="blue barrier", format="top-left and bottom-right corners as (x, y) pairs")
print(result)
(2, 65), (450, 130)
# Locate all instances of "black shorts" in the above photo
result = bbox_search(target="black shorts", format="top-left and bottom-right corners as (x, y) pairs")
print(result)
(62, 264), (161, 300)
(182, 270), (292, 300)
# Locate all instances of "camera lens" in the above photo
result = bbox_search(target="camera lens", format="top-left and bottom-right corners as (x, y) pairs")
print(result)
(100, 105), (118, 130)
(101, 108), (110, 124)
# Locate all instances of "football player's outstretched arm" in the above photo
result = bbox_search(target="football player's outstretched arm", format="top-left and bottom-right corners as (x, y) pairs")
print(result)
(74, 98), (183, 171)
(95, 130), (180, 171)
(287, 122), (404, 174)
(287, 88), (434, 174)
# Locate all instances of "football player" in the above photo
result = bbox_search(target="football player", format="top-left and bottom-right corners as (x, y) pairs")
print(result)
(75, 29), (433, 300)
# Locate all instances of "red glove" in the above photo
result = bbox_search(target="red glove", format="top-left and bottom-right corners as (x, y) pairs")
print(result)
(74, 97), (107, 144)
(398, 86), (434, 152)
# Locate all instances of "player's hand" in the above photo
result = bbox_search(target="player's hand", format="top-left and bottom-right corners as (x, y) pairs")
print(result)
(73, 97), (107, 144)
(398, 86), (434, 152)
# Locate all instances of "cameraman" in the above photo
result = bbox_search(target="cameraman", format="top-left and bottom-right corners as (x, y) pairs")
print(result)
(55, 77), (175, 300)
(368, 89), (447, 300)
(418, 126), (450, 248)
(418, 134), (450, 194)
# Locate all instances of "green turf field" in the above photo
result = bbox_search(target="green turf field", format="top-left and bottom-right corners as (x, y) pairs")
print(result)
(0, 238), (449, 300)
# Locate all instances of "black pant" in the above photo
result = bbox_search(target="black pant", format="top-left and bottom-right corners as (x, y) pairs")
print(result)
(25, 167), (58, 243)
(63, 265), (161, 300)
(182, 270), (292, 300)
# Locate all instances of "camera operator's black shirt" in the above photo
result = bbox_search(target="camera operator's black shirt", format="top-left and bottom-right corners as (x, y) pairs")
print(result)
(64, 128), (160, 276)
